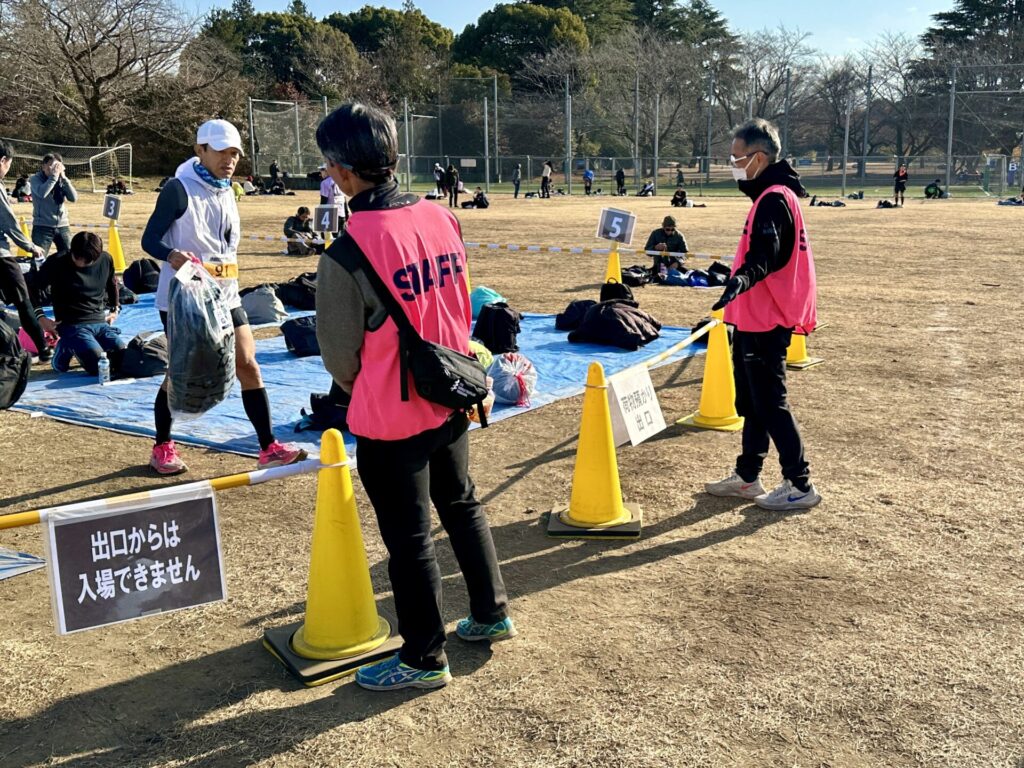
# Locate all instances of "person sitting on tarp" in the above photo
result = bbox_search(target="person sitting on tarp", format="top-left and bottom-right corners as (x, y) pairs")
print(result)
(924, 179), (945, 199)
(11, 174), (31, 202)
(637, 180), (655, 196)
(32, 230), (125, 376)
(645, 215), (688, 273)
(284, 206), (324, 256)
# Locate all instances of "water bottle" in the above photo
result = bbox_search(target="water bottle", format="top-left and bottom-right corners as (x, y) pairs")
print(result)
(97, 352), (110, 386)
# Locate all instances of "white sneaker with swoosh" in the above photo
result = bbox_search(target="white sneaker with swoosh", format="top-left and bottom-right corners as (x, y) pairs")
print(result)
(756, 479), (821, 511)
(705, 471), (766, 499)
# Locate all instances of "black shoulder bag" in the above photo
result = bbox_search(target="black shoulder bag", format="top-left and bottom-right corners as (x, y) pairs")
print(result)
(328, 242), (490, 427)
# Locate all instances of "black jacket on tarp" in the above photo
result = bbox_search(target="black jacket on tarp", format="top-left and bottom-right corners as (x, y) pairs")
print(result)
(567, 300), (661, 350)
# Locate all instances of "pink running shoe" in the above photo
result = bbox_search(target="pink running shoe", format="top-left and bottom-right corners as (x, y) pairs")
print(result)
(150, 441), (188, 475)
(258, 440), (308, 469)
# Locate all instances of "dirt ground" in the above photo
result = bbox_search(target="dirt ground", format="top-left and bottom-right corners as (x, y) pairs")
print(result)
(1, 186), (1022, 768)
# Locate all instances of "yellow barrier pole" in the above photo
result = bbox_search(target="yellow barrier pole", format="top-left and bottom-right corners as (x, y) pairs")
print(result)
(641, 319), (718, 370)
(0, 457), (328, 531)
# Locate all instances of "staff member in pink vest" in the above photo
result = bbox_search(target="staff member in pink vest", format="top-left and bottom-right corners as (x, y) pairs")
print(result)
(705, 118), (822, 511)
(314, 103), (515, 692)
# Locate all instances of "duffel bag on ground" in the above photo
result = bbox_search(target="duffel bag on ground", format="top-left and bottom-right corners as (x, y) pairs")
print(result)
(281, 316), (320, 357)
(118, 331), (168, 378)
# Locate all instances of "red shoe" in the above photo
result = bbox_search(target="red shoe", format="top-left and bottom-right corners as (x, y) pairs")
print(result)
(257, 440), (307, 469)
(150, 441), (188, 475)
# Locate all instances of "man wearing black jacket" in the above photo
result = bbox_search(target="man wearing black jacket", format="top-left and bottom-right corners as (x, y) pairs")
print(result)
(705, 118), (821, 512)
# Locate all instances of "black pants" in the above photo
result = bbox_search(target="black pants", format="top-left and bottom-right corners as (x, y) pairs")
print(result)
(356, 414), (508, 671)
(732, 327), (810, 488)
(0, 254), (46, 352)
(448, 188), (458, 208)
(541, 177), (550, 198)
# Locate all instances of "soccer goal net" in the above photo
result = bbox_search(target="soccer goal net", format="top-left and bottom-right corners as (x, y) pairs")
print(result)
(0, 138), (133, 193)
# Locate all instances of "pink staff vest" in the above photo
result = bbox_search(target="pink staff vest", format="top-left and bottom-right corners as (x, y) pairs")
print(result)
(725, 184), (817, 335)
(344, 201), (472, 441)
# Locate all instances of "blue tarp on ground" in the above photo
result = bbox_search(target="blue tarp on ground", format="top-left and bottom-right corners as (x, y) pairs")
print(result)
(12, 312), (704, 458)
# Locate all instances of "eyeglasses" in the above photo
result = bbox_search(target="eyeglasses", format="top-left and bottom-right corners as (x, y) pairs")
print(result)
(663, 228), (676, 233)
(729, 151), (762, 167)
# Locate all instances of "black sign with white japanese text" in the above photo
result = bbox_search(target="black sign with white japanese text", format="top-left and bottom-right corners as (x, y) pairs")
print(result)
(44, 486), (225, 634)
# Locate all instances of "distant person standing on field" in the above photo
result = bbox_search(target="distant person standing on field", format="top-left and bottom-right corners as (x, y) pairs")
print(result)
(615, 167), (626, 196)
(541, 161), (552, 198)
(512, 163), (522, 198)
(30, 153), (77, 257)
(583, 167), (594, 195)
(444, 164), (459, 208)
(893, 163), (908, 206)
(706, 117), (821, 512)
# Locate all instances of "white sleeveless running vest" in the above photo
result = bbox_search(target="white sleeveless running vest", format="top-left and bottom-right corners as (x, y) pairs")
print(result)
(155, 159), (242, 311)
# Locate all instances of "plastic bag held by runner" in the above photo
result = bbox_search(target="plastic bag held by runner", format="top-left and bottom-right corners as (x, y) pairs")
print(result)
(166, 262), (236, 420)
(488, 352), (538, 407)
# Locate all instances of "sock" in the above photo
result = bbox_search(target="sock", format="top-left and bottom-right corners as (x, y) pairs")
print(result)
(242, 387), (275, 450)
(793, 479), (811, 493)
(154, 388), (173, 444)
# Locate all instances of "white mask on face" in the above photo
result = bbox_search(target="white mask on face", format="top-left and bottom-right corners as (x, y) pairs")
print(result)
(731, 166), (748, 182)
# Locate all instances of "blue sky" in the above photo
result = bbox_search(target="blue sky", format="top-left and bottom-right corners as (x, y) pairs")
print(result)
(191, 0), (954, 53)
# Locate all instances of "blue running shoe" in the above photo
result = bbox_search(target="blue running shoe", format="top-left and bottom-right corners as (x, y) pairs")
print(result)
(455, 615), (518, 643)
(354, 654), (452, 691)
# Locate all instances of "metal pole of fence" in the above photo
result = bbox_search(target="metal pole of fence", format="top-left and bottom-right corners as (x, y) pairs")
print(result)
(322, 95), (328, 118)
(861, 64), (873, 181)
(438, 80), (444, 158)
(403, 97), (412, 192)
(633, 72), (640, 189)
(945, 64), (956, 195)
(247, 97), (258, 176)
(841, 96), (852, 198)
(746, 68), (754, 119)
(294, 102), (302, 175)
(483, 96), (490, 193)
(564, 74), (572, 194)
(653, 93), (660, 196)
(782, 68), (791, 158)
(494, 74), (500, 183)
(705, 71), (714, 184)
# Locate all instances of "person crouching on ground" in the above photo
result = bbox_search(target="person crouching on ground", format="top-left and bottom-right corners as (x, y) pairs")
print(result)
(141, 119), (306, 476)
(284, 206), (324, 255)
(315, 103), (515, 692)
(645, 215), (688, 273)
(706, 117), (821, 511)
(34, 231), (126, 376)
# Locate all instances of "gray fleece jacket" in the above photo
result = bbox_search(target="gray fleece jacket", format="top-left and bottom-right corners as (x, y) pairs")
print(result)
(0, 184), (33, 255)
(30, 170), (77, 228)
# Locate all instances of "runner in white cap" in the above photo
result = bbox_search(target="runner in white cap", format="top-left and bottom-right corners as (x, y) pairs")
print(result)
(140, 119), (306, 475)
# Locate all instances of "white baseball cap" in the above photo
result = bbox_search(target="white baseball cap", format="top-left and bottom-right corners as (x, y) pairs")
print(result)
(196, 119), (245, 155)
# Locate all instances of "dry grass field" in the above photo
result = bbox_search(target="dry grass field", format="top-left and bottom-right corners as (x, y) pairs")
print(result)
(0, 185), (1022, 768)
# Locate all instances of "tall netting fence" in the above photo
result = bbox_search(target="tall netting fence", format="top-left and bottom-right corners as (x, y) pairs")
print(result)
(1, 138), (132, 193)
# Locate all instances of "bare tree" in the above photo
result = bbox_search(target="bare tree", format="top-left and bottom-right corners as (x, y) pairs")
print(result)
(2, 0), (203, 144)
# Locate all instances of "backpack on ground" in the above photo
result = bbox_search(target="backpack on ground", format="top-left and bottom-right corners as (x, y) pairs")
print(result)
(275, 272), (317, 310)
(118, 284), (139, 305)
(473, 302), (521, 353)
(294, 384), (351, 432)
(0, 317), (31, 410)
(281, 316), (320, 357)
(241, 284), (288, 325)
(123, 258), (161, 294)
(118, 331), (168, 378)
(621, 266), (651, 287)
(600, 281), (634, 303)
(555, 299), (597, 331)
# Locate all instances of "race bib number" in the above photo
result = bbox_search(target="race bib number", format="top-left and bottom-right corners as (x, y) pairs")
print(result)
(202, 262), (239, 280)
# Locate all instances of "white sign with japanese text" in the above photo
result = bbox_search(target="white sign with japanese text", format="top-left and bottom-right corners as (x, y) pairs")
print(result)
(595, 207), (637, 246)
(43, 483), (226, 635)
(607, 365), (666, 447)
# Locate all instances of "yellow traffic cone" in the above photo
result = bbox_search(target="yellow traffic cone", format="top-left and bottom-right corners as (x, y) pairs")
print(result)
(462, 250), (472, 293)
(263, 429), (400, 686)
(548, 362), (642, 539)
(603, 242), (622, 284)
(786, 333), (823, 370)
(15, 216), (31, 259)
(678, 309), (744, 431)
(323, 229), (333, 248)
(107, 221), (127, 273)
